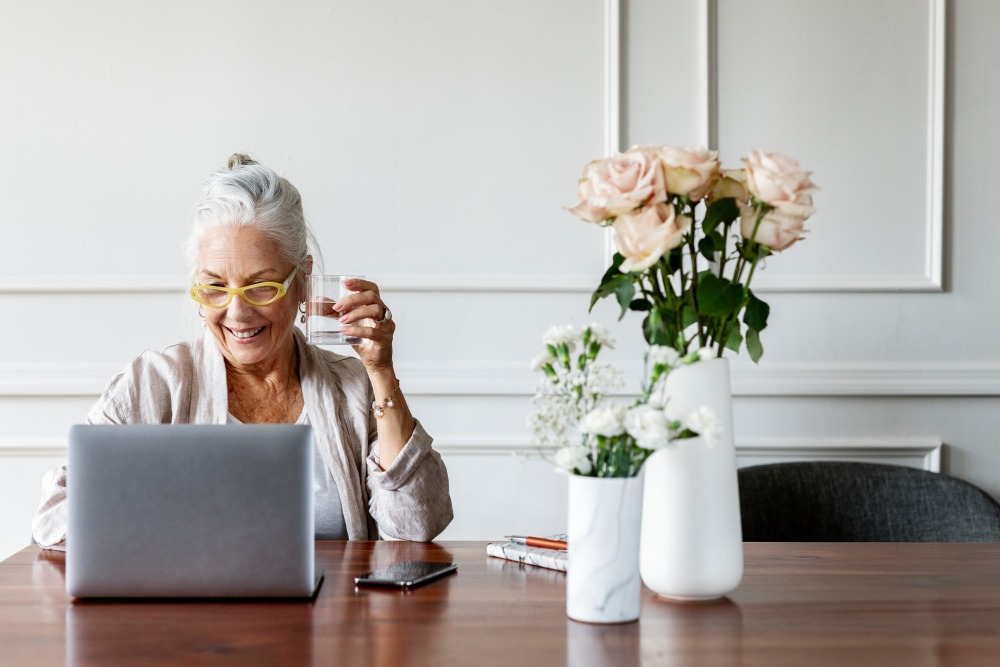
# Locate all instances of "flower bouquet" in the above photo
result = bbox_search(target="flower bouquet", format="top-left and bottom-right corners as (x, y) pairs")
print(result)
(528, 324), (716, 479)
(567, 146), (817, 361)
(528, 322), (719, 623)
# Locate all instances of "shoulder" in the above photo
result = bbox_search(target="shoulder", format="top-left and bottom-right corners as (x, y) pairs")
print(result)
(118, 340), (202, 385)
(90, 339), (205, 423)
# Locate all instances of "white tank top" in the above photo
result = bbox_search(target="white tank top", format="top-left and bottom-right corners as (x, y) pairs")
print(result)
(227, 409), (348, 539)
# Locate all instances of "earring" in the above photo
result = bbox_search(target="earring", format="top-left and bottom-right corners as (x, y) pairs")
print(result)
(299, 302), (306, 324)
(198, 306), (206, 327)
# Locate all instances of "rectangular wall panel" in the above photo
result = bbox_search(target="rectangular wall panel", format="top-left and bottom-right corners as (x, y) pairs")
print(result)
(713, 0), (944, 291)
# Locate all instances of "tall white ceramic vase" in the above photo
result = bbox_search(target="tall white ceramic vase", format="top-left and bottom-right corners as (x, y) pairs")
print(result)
(640, 357), (743, 601)
(567, 474), (644, 623)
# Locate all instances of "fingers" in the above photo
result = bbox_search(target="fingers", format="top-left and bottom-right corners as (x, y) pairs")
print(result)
(337, 303), (386, 326)
(305, 296), (338, 317)
(339, 319), (395, 343)
(333, 283), (386, 323)
(332, 279), (393, 367)
(343, 278), (379, 295)
(341, 318), (395, 367)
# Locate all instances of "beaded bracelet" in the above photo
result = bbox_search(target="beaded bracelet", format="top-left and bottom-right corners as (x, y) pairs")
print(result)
(371, 379), (401, 418)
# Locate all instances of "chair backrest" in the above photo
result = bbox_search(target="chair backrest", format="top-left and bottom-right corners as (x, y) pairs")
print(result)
(738, 461), (1000, 542)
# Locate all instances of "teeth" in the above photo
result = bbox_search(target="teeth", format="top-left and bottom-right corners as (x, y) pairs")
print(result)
(231, 327), (264, 339)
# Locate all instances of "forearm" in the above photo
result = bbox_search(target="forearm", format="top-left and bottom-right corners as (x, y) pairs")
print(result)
(365, 420), (454, 541)
(368, 368), (415, 469)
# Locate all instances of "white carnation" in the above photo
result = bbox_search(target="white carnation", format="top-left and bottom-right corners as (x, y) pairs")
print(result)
(648, 345), (680, 367)
(579, 404), (626, 437)
(624, 404), (671, 449)
(586, 323), (615, 348)
(686, 407), (721, 447)
(647, 378), (669, 408)
(696, 347), (716, 362)
(530, 350), (556, 371)
(543, 325), (577, 349)
(554, 446), (593, 475)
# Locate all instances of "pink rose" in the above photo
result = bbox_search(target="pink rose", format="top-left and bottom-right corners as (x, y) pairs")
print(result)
(740, 151), (816, 251)
(613, 203), (691, 272)
(658, 145), (721, 200)
(708, 168), (749, 204)
(567, 147), (667, 223)
(739, 199), (813, 251)
(742, 150), (817, 207)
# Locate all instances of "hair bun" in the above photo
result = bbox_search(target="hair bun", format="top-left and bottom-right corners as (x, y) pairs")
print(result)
(227, 153), (258, 170)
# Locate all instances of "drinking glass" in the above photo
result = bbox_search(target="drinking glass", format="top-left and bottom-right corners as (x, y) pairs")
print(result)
(306, 274), (363, 345)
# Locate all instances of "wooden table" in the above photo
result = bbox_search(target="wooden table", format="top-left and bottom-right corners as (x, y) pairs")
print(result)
(3, 541), (1000, 666)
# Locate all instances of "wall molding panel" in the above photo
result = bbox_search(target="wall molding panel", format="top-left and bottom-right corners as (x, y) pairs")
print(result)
(0, 273), (600, 296)
(735, 437), (942, 472)
(5, 360), (1000, 398)
(0, 435), (942, 473)
(706, 0), (946, 293)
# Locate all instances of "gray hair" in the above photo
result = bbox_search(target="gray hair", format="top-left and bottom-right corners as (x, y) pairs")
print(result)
(185, 153), (323, 279)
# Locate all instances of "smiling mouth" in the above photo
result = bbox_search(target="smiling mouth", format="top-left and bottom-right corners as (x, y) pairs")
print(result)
(227, 326), (265, 340)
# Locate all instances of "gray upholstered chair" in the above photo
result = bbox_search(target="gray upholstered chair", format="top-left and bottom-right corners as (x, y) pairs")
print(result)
(738, 461), (1000, 542)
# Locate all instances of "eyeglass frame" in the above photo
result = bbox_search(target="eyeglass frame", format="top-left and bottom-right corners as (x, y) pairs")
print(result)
(190, 267), (298, 308)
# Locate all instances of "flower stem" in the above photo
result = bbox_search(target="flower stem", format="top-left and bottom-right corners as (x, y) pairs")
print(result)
(686, 201), (705, 348)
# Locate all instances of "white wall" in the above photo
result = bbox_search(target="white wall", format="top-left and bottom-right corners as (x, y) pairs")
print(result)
(2, 0), (998, 560)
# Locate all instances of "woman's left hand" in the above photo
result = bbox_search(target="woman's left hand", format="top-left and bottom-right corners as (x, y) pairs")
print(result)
(334, 278), (395, 373)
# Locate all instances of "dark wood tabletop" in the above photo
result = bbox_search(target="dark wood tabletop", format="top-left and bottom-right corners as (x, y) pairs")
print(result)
(3, 541), (1000, 666)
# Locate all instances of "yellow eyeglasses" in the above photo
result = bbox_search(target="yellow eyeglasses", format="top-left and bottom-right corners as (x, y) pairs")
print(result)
(190, 267), (297, 308)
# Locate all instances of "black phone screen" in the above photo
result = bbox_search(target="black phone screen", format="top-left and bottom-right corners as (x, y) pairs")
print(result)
(354, 560), (458, 589)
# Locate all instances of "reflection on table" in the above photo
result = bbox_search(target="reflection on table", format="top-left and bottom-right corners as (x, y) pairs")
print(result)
(3, 541), (1000, 666)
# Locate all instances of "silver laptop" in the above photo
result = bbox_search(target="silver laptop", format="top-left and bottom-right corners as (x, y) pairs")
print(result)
(66, 424), (322, 599)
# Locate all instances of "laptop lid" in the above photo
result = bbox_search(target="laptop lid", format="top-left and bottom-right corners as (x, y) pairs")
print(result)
(66, 424), (316, 598)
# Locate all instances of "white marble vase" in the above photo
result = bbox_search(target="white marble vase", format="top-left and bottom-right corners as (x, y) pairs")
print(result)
(640, 357), (744, 601)
(567, 474), (644, 623)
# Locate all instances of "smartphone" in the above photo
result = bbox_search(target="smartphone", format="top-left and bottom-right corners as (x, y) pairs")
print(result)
(354, 560), (458, 589)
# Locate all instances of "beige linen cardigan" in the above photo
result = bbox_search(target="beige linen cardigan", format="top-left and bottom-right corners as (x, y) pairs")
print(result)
(31, 329), (453, 548)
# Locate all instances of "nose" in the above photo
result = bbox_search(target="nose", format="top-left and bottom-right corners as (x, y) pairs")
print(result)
(226, 294), (256, 320)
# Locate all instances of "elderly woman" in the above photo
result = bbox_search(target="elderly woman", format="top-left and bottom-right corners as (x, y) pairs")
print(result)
(32, 154), (453, 547)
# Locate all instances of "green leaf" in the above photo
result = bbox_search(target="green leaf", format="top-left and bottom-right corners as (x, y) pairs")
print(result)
(710, 231), (726, 256)
(614, 279), (636, 320)
(629, 298), (652, 311)
(590, 273), (632, 312)
(743, 291), (770, 331)
(702, 197), (739, 235)
(696, 272), (745, 318)
(665, 246), (684, 274)
(643, 309), (675, 346)
(746, 327), (764, 363)
(698, 235), (715, 263)
(680, 305), (698, 329)
(589, 254), (627, 311)
(724, 321), (743, 353)
(602, 252), (626, 280)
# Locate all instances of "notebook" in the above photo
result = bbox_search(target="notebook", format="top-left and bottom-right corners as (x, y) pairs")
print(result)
(66, 423), (323, 599)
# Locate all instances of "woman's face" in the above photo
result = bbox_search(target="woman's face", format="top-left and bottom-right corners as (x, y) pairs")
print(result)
(196, 226), (302, 372)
